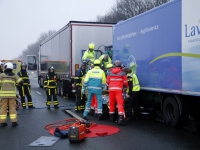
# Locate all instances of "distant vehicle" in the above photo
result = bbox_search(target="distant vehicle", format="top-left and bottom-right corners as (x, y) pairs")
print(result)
(0, 59), (22, 74)
(27, 21), (115, 98)
(113, 0), (200, 131)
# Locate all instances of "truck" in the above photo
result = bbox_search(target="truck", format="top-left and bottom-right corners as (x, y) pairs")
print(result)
(27, 21), (115, 98)
(113, 0), (200, 131)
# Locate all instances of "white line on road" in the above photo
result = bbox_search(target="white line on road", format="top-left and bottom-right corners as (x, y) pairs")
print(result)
(36, 91), (42, 95)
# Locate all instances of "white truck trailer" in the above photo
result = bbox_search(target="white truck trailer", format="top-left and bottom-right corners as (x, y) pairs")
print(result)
(28, 21), (115, 98)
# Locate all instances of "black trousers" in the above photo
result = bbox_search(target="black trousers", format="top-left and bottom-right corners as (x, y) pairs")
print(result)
(46, 88), (59, 106)
(127, 92), (139, 118)
(75, 86), (85, 111)
(19, 85), (33, 108)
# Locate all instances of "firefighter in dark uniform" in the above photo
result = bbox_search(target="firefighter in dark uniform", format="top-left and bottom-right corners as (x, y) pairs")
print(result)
(17, 63), (35, 109)
(44, 66), (59, 109)
(74, 62), (86, 112)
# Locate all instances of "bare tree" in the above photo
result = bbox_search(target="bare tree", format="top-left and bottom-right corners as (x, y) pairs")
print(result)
(96, 0), (171, 23)
(16, 30), (56, 62)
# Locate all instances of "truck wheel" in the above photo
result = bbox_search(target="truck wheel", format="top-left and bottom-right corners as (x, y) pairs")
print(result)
(163, 97), (180, 127)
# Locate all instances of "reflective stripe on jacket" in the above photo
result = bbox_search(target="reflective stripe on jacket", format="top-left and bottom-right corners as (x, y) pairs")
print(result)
(99, 54), (112, 68)
(44, 74), (59, 88)
(17, 71), (30, 86)
(0, 73), (23, 98)
(74, 68), (86, 87)
(127, 73), (140, 94)
(106, 67), (128, 91)
(82, 50), (95, 63)
(83, 66), (106, 94)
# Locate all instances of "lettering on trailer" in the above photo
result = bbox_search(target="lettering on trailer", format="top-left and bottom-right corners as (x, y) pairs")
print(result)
(117, 25), (159, 41)
(185, 21), (200, 43)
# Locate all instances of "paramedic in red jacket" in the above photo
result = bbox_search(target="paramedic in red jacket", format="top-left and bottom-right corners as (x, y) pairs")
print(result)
(106, 60), (128, 125)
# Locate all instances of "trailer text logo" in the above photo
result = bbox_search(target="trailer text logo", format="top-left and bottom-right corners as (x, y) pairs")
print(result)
(117, 25), (159, 41)
(185, 22), (200, 43)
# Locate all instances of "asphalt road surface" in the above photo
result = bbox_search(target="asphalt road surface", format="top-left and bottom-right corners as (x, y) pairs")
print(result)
(0, 74), (200, 150)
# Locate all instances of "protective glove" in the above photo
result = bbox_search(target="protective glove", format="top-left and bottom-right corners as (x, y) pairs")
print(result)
(81, 88), (86, 94)
(85, 58), (90, 62)
(126, 94), (130, 98)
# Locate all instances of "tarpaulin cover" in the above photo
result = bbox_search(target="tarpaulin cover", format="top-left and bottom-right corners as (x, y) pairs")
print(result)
(47, 123), (120, 138)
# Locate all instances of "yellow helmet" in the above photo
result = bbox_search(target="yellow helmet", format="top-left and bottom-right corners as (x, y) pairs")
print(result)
(94, 59), (100, 65)
(107, 63), (113, 69)
(88, 43), (95, 50)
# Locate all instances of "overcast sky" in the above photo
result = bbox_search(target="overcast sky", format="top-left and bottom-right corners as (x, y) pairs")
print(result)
(0, 0), (115, 60)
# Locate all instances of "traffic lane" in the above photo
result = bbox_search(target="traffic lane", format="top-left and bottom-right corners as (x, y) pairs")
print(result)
(28, 76), (200, 150)
(29, 76), (75, 109)
(1, 76), (199, 150)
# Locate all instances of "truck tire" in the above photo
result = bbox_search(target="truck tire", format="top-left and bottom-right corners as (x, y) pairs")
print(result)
(163, 97), (180, 127)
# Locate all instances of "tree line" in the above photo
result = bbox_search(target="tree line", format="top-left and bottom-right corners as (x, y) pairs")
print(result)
(15, 0), (171, 61)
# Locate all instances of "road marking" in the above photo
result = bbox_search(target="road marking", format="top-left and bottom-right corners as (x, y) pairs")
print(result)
(36, 91), (42, 95)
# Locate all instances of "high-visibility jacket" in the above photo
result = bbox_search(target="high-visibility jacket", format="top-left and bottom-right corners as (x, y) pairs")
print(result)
(106, 67), (128, 91)
(44, 73), (59, 89)
(82, 50), (95, 64)
(74, 68), (86, 87)
(83, 66), (106, 94)
(127, 73), (140, 95)
(0, 72), (23, 98)
(99, 54), (112, 69)
(17, 70), (30, 86)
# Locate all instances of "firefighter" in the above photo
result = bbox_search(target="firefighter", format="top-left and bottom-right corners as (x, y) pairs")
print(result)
(99, 53), (112, 72)
(17, 63), (35, 109)
(124, 67), (140, 121)
(82, 43), (95, 64)
(44, 66), (59, 109)
(106, 60), (128, 125)
(74, 62), (86, 112)
(0, 62), (4, 73)
(0, 62), (23, 127)
(82, 59), (106, 121)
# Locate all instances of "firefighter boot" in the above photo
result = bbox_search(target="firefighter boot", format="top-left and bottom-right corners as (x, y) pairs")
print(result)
(89, 109), (95, 116)
(83, 116), (88, 121)
(118, 115), (128, 126)
(1, 123), (8, 127)
(54, 105), (59, 109)
(12, 122), (18, 127)
(110, 114), (115, 122)
(97, 114), (104, 121)
(28, 106), (35, 109)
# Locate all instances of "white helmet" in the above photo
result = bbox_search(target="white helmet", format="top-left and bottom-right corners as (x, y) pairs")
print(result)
(4, 62), (13, 70)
